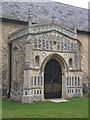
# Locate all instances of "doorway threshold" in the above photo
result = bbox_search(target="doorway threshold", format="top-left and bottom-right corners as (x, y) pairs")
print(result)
(46, 98), (69, 103)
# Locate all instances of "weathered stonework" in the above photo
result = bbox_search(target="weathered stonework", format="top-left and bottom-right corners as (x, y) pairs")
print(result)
(8, 22), (83, 103)
(9, 35), (27, 101)
(2, 20), (27, 96)
(1, 2), (89, 102)
(77, 32), (89, 84)
(0, 20), (2, 96)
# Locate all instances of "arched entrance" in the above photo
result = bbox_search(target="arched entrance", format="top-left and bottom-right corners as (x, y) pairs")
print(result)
(44, 59), (62, 99)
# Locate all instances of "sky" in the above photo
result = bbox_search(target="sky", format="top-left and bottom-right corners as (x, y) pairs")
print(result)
(52, 0), (89, 9)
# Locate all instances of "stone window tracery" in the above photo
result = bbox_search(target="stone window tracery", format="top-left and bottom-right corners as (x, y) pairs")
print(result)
(72, 77), (74, 85)
(63, 40), (67, 51)
(34, 76), (37, 86)
(25, 91), (28, 95)
(38, 39), (42, 48)
(61, 41), (63, 51)
(46, 40), (49, 49)
(75, 77), (77, 85)
(72, 89), (74, 93)
(42, 40), (45, 49)
(33, 35), (77, 52)
(67, 76), (81, 86)
(70, 77), (71, 85)
(78, 77), (80, 85)
(38, 76), (39, 86)
(41, 76), (43, 86)
(76, 89), (77, 93)
(37, 90), (39, 94)
(67, 77), (69, 86)
(78, 89), (80, 93)
(50, 40), (53, 50)
(34, 90), (36, 95)
(68, 41), (70, 51)
(57, 41), (60, 50)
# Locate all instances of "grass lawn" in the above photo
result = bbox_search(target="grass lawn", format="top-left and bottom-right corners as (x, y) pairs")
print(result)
(2, 97), (88, 118)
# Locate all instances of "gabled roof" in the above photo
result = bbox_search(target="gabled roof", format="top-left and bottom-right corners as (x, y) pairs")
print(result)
(9, 22), (77, 42)
(2, 2), (88, 31)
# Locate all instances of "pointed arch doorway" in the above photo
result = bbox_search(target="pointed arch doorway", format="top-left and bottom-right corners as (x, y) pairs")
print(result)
(44, 59), (62, 99)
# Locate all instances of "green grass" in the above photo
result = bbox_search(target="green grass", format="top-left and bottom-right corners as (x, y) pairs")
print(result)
(2, 97), (88, 118)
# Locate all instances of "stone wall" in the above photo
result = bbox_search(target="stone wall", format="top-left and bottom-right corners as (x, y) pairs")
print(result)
(10, 35), (28, 101)
(1, 19), (89, 99)
(0, 20), (2, 96)
(77, 32), (89, 84)
(2, 20), (27, 96)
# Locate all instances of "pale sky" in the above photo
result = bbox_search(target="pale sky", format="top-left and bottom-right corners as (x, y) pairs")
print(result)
(52, 0), (89, 9)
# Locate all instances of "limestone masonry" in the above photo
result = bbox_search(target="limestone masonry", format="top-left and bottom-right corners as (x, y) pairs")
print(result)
(1, 2), (89, 103)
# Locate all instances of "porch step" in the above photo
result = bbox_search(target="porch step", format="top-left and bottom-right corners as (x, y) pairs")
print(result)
(46, 98), (69, 103)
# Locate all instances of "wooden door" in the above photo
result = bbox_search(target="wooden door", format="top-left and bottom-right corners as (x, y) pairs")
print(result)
(44, 59), (62, 99)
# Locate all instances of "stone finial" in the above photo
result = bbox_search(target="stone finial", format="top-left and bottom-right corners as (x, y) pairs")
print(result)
(28, 9), (33, 26)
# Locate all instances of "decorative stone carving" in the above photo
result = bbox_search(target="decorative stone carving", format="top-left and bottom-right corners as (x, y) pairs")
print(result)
(8, 21), (83, 103)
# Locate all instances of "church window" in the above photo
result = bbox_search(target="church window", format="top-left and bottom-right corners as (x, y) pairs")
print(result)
(61, 41), (63, 51)
(68, 41), (70, 51)
(76, 89), (77, 93)
(78, 89), (80, 93)
(57, 41), (60, 50)
(46, 40), (49, 49)
(35, 55), (39, 66)
(50, 40), (53, 50)
(38, 76), (39, 86)
(78, 77), (80, 85)
(34, 76), (37, 86)
(37, 90), (39, 94)
(41, 76), (43, 86)
(40, 90), (42, 94)
(70, 77), (71, 85)
(72, 89), (74, 93)
(75, 77), (77, 85)
(34, 90), (36, 95)
(63, 41), (67, 51)
(38, 39), (42, 48)
(42, 40), (45, 49)
(70, 89), (71, 93)
(72, 77), (74, 85)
